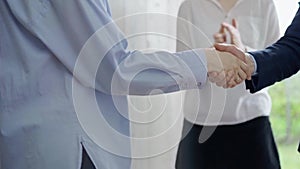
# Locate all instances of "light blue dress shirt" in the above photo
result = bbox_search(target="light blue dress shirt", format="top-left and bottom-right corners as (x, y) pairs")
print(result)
(0, 0), (207, 168)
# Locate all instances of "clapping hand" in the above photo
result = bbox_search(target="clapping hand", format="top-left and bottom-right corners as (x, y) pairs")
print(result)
(214, 19), (246, 52)
(207, 43), (255, 88)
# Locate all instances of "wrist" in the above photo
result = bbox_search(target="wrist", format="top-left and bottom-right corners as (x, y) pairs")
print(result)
(245, 53), (256, 76)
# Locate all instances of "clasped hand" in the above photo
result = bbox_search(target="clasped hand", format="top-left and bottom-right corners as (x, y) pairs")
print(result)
(205, 44), (254, 88)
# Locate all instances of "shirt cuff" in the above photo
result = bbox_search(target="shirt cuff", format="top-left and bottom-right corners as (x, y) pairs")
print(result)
(247, 53), (257, 75)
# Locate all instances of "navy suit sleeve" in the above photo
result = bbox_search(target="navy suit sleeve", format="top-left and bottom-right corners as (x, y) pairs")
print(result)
(246, 7), (300, 93)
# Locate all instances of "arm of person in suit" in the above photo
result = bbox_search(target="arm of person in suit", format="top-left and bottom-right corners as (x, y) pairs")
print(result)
(246, 7), (300, 93)
(213, 7), (300, 91)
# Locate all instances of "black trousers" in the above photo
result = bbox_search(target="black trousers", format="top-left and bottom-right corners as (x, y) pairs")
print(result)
(81, 147), (96, 169)
(176, 117), (281, 169)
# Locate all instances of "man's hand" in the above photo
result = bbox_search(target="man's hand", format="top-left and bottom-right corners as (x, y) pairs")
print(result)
(210, 43), (255, 88)
(205, 48), (249, 88)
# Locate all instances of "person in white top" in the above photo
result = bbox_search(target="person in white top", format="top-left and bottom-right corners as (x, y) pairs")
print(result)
(176, 0), (281, 169)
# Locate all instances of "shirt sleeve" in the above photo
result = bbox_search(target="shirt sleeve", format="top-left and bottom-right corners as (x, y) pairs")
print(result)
(6, 0), (208, 95)
(248, 53), (258, 74)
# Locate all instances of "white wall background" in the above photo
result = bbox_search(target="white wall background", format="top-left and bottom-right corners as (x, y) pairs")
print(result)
(109, 0), (185, 52)
(273, 0), (299, 34)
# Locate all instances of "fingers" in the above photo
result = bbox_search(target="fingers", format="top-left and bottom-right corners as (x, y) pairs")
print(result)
(214, 43), (246, 62)
(227, 79), (239, 88)
(220, 19), (245, 51)
(224, 71), (244, 88)
(221, 22), (235, 37)
(208, 71), (225, 83)
(208, 69), (242, 88)
(214, 25), (226, 43)
(232, 18), (238, 29)
(214, 33), (226, 43)
(219, 24), (225, 33)
(226, 69), (235, 82)
(237, 65), (248, 81)
(208, 71), (219, 82)
(222, 19), (239, 38)
(223, 70), (236, 88)
(214, 43), (231, 52)
(240, 62), (252, 80)
(230, 60), (250, 86)
(208, 71), (227, 87)
(208, 62), (249, 88)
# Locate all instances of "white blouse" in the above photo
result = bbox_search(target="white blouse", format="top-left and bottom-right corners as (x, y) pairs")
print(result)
(177, 0), (280, 125)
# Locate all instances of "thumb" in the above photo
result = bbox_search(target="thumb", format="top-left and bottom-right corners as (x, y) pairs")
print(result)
(214, 43), (231, 52)
(219, 24), (225, 33)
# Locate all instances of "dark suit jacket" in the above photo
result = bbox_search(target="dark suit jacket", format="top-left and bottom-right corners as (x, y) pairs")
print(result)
(246, 6), (300, 153)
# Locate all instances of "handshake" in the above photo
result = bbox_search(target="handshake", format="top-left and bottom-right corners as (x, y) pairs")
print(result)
(205, 43), (255, 88)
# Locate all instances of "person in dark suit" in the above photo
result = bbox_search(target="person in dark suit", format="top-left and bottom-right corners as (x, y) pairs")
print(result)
(214, 4), (300, 153)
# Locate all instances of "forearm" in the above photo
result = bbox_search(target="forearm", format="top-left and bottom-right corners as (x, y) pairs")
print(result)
(101, 48), (208, 96)
(247, 38), (300, 92)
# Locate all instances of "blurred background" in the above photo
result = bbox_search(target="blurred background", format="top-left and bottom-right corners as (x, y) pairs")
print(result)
(108, 0), (300, 168)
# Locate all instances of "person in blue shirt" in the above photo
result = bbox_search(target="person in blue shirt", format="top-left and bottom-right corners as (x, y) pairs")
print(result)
(0, 0), (248, 169)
